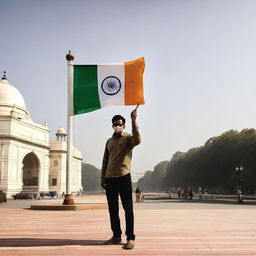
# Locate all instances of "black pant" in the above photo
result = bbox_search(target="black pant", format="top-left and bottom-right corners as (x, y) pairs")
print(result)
(106, 173), (135, 241)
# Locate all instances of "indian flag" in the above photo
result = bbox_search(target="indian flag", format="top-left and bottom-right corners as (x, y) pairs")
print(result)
(68, 57), (145, 115)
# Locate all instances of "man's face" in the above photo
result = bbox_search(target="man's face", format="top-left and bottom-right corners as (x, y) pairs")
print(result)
(112, 119), (125, 133)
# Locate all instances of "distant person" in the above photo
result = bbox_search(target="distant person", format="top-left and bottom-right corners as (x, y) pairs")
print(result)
(204, 189), (208, 199)
(183, 188), (188, 199)
(135, 187), (144, 202)
(0, 189), (7, 203)
(135, 187), (141, 202)
(169, 187), (173, 198)
(101, 108), (141, 250)
(198, 187), (202, 199)
(33, 192), (39, 200)
(237, 188), (243, 203)
(177, 188), (181, 199)
(140, 190), (144, 202)
(188, 187), (193, 200)
(135, 187), (140, 202)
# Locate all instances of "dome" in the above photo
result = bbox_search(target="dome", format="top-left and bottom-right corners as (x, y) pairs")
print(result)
(0, 77), (26, 109)
(0, 73), (29, 118)
(56, 128), (66, 135)
(56, 128), (67, 141)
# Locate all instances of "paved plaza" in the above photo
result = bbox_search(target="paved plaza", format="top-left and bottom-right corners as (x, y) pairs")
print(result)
(1, 194), (256, 255)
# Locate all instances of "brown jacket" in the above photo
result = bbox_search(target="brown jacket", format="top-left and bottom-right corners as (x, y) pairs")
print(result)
(101, 123), (141, 181)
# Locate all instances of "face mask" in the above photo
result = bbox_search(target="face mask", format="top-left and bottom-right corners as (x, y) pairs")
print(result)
(113, 126), (123, 133)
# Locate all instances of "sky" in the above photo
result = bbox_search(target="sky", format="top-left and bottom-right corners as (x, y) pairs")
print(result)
(1, 0), (256, 174)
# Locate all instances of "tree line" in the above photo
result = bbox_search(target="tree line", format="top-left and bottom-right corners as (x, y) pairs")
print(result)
(81, 163), (102, 192)
(137, 129), (256, 194)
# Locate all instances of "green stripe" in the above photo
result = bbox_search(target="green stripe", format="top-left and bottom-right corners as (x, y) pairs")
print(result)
(73, 65), (101, 115)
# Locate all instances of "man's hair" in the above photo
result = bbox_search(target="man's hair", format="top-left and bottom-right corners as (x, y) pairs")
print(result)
(112, 115), (126, 125)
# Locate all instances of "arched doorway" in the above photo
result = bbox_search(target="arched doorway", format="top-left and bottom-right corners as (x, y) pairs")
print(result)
(22, 152), (40, 191)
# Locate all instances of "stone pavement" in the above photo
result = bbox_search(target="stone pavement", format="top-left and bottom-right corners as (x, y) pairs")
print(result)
(1, 194), (256, 255)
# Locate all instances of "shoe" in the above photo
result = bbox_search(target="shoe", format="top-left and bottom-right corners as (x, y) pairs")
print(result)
(122, 240), (135, 250)
(104, 236), (122, 245)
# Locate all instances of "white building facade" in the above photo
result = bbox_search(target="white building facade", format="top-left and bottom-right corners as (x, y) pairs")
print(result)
(0, 73), (82, 198)
(49, 129), (82, 194)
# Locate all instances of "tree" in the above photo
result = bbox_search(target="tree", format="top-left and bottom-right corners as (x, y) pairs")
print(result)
(139, 129), (256, 194)
(81, 163), (102, 192)
(137, 170), (153, 191)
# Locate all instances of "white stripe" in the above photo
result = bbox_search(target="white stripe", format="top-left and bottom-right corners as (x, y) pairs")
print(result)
(68, 64), (74, 115)
(97, 63), (125, 107)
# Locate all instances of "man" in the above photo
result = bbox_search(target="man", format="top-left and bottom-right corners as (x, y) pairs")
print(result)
(101, 108), (141, 250)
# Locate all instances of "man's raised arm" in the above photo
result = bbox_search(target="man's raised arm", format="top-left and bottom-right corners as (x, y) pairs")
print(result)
(130, 109), (141, 147)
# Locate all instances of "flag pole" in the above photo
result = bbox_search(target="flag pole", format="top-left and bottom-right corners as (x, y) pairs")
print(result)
(63, 50), (75, 205)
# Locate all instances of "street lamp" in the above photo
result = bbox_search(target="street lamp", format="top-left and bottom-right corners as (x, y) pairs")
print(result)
(235, 166), (244, 203)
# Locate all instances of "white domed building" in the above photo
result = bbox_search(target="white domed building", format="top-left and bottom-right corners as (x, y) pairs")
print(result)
(0, 73), (82, 198)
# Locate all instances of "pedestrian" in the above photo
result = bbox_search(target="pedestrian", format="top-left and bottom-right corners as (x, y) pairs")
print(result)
(204, 189), (208, 199)
(183, 188), (188, 199)
(135, 187), (143, 202)
(188, 187), (193, 200)
(101, 108), (141, 250)
(198, 187), (202, 199)
(177, 188), (181, 199)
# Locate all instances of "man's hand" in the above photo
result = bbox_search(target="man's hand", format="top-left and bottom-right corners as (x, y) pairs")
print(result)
(131, 109), (137, 124)
(101, 179), (106, 190)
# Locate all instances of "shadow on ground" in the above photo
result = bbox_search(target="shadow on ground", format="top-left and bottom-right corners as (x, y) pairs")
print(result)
(0, 238), (107, 247)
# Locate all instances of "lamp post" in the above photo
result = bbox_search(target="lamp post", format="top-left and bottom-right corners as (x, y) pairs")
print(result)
(235, 166), (244, 203)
